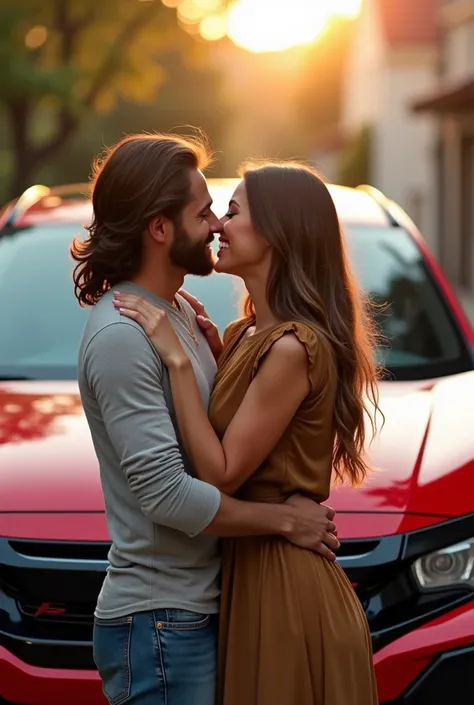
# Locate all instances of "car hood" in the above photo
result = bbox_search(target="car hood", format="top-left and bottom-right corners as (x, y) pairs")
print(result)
(0, 381), (104, 512)
(1, 374), (474, 517)
(330, 371), (474, 517)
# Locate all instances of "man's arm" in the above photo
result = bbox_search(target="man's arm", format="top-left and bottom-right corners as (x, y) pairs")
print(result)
(205, 494), (338, 559)
(84, 321), (339, 558)
(83, 321), (220, 537)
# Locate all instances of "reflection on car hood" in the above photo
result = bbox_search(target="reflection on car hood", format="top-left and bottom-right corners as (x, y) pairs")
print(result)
(0, 381), (104, 512)
(1, 374), (474, 521)
(330, 371), (474, 518)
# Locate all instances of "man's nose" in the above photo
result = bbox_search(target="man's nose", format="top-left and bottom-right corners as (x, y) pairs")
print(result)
(210, 213), (223, 233)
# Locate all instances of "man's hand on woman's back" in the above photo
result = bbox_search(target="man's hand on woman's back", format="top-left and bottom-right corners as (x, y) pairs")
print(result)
(283, 495), (340, 560)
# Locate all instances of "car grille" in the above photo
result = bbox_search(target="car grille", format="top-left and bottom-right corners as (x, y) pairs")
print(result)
(18, 599), (95, 624)
(9, 539), (110, 561)
(1, 516), (474, 670)
(0, 538), (108, 668)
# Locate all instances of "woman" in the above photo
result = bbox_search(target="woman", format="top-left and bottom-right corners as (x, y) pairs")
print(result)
(114, 162), (381, 705)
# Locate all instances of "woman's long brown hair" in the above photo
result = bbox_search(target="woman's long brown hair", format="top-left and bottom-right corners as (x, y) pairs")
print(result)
(241, 161), (383, 487)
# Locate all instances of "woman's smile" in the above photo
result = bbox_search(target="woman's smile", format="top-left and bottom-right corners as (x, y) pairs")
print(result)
(217, 238), (230, 257)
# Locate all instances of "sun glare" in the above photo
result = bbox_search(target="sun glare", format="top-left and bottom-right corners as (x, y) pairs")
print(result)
(227, 0), (361, 53)
(332, 0), (363, 18)
(166, 0), (362, 52)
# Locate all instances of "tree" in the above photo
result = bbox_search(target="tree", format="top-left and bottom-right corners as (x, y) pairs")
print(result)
(337, 125), (372, 187)
(37, 48), (232, 187)
(0, 0), (194, 198)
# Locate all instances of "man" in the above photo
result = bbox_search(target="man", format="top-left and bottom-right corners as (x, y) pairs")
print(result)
(72, 133), (339, 705)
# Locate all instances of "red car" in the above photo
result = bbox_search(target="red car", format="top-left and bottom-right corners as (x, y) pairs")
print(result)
(1, 180), (474, 705)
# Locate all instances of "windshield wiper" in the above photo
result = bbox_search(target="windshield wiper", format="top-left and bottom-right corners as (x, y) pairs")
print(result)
(0, 224), (32, 238)
(0, 375), (32, 381)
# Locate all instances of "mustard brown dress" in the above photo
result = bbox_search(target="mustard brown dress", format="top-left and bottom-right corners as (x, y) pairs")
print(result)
(208, 318), (379, 705)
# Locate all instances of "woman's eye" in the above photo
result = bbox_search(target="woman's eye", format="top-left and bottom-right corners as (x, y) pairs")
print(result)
(225, 212), (235, 219)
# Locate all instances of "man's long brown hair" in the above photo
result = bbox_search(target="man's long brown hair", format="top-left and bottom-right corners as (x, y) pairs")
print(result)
(71, 133), (211, 306)
(241, 161), (383, 487)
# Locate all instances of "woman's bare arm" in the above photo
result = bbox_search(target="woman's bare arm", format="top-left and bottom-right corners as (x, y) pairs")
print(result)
(168, 334), (310, 494)
(113, 292), (311, 495)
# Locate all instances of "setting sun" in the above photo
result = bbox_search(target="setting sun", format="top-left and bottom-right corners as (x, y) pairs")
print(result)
(227, 0), (362, 53)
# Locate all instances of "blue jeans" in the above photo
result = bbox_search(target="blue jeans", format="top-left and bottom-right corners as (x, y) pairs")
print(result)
(93, 609), (218, 705)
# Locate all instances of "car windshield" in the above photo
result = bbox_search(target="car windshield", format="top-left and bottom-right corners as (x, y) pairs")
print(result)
(0, 222), (471, 381)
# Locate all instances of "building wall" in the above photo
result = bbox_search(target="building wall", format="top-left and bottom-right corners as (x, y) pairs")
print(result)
(377, 53), (439, 250)
(437, 1), (474, 310)
(341, 1), (438, 250)
(341, 0), (386, 133)
(443, 17), (474, 81)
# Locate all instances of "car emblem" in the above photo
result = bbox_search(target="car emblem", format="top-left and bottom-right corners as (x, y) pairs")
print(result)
(33, 602), (67, 617)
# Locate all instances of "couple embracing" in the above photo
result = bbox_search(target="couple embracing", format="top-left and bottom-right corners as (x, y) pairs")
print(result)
(72, 133), (380, 705)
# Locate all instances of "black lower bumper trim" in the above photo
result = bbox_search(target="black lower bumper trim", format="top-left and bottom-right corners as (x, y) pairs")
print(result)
(1, 632), (94, 670)
(391, 644), (474, 704)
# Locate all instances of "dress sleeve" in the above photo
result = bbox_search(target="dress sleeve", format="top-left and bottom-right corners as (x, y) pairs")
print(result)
(251, 322), (331, 395)
(222, 318), (249, 349)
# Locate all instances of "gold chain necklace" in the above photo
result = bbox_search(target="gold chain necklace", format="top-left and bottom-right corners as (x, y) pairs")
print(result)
(172, 299), (200, 346)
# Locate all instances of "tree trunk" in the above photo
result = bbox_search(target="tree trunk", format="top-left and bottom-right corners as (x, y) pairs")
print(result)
(9, 159), (38, 201)
(5, 1), (162, 201)
(7, 98), (33, 199)
(7, 99), (78, 201)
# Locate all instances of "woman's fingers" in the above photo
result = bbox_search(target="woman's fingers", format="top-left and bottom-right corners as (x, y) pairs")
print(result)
(113, 292), (155, 314)
(178, 289), (208, 317)
(115, 307), (144, 326)
(112, 290), (222, 362)
(197, 316), (220, 343)
(115, 306), (160, 338)
(112, 293), (166, 337)
(113, 293), (157, 319)
(196, 315), (214, 330)
(196, 315), (223, 361)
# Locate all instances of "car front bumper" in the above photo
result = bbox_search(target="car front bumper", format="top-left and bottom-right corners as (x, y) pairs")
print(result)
(2, 514), (474, 704)
(1, 603), (473, 705)
(373, 600), (474, 703)
(0, 645), (103, 705)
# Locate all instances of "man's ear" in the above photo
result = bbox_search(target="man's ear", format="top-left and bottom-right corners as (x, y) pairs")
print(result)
(148, 215), (166, 244)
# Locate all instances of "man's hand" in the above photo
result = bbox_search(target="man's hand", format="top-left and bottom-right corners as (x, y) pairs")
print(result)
(282, 495), (340, 560)
(178, 289), (223, 362)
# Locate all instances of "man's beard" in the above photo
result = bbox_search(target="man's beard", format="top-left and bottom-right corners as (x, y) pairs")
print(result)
(169, 223), (215, 276)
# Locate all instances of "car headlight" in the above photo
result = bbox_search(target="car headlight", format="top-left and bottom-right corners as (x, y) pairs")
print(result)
(412, 538), (474, 590)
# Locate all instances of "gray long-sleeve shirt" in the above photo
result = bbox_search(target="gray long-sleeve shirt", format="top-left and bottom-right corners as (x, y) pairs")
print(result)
(78, 282), (221, 619)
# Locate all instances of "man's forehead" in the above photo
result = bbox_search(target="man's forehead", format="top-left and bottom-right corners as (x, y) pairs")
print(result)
(189, 169), (212, 207)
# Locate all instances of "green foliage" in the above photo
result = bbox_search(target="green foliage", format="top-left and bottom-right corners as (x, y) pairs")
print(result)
(35, 49), (231, 187)
(0, 0), (202, 197)
(337, 125), (372, 188)
(0, 1), (179, 111)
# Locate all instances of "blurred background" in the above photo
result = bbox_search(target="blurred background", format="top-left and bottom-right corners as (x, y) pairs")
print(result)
(0, 0), (473, 319)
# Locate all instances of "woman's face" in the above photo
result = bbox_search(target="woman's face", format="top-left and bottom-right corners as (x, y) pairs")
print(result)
(215, 180), (271, 277)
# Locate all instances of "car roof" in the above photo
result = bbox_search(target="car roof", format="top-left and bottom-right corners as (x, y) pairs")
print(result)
(0, 178), (394, 231)
(207, 179), (391, 227)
